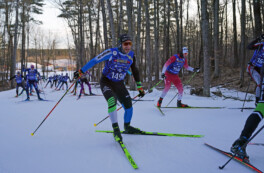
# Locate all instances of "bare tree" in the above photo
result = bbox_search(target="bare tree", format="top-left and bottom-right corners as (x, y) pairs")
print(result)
(100, 0), (109, 49)
(144, 0), (151, 90)
(154, 0), (160, 81)
(11, 0), (19, 88)
(232, 0), (238, 67)
(253, 0), (262, 38)
(106, 0), (116, 47)
(201, 0), (210, 96)
(213, 0), (220, 78)
(174, 0), (180, 52)
(126, 0), (133, 37)
(240, 0), (246, 85)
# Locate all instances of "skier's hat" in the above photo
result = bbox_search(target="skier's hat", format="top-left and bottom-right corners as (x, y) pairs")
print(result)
(119, 34), (132, 44)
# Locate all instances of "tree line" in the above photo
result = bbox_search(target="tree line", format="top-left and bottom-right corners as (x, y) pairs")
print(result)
(0, 0), (263, 96)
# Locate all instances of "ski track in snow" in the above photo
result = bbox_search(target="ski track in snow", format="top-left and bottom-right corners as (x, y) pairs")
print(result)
(0, 84), (263, 173)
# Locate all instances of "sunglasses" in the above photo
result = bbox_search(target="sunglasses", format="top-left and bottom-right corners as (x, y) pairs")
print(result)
(122, 42), (132, 46)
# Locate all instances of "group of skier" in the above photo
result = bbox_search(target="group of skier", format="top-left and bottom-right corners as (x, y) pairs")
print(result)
(73, 33), (264, 164)
(9, 32), (264, 164)
(10, 64), (44, 100)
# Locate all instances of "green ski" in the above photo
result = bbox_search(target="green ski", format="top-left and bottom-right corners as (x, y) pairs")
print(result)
(116, 139), (138, 169)
(96, 130), (204, 138)
(154, 105), (165, 115)
(161, 106), (224, 109)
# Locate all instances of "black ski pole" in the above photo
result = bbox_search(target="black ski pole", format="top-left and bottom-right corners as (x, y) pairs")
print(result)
(241, 79), (251, 112)
(31, 77), (80, 136)
(219, 124), (264, 170)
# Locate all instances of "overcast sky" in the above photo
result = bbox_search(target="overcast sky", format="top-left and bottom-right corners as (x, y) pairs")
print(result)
(33, 0), (72, 49)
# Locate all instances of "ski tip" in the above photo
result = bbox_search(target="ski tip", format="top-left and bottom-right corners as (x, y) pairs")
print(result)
(31, 133), (34, 136)
(94, 124), (97, 127)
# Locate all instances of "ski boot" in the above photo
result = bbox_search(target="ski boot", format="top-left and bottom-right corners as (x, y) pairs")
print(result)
(112, 123), (122, 142)
(15, 94), (18, 97)
(157, 97), (163, 108)
(177, 100), (189, 107)
(90, 92), (95, 95)
(231, 136), (249, 161)
(25, 97), (30, 101)
(38, 97), (44, 101)
(124, 123), (142, 134)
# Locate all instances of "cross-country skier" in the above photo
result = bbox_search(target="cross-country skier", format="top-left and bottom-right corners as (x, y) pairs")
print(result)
(57, 73), (71, 90)
(247, 34), (264, 105)
(156, 47), (199, 108)
(9, 71), (27, 97)
(45, 76), (53, 88)
(55, 73), (64, 90)
(23, 64), (43, 100)
(51, 73), (58, 88)
(78, 71), (94, 99)
(74, 34), (145, 141)
(71, 79), (80, 95)
(231, 73), (264, 161)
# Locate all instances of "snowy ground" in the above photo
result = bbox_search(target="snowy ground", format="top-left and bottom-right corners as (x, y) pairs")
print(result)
(0, 82), (263, 173)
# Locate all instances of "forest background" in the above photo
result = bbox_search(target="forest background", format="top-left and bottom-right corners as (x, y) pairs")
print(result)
(0, 0), (263, 97)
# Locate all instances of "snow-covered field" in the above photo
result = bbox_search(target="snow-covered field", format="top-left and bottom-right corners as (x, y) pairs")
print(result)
(0, 83), (263, 173)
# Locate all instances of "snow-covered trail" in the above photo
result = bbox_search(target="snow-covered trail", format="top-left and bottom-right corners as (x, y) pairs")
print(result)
(0, 85), (263, 173)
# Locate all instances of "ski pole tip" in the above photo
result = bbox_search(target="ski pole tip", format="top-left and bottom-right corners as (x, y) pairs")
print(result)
(31, 133), (34, 136)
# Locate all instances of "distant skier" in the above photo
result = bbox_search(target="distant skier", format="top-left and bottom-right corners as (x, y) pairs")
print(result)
(45, 76), (53, 88)
(57, 73), (71, 90)
(9, 71), (27, 97)
(74, 34), (145, 141)
(23, 64), (43, 100)
(247, 34), (264, 105)
(71, 79), (80, 95)
(231, 74), (264, 161)
(55, 73), (64, 90)
(51, 74), (58, 88)
(156, 47), (199, 108)
(78, 71), (94, 99)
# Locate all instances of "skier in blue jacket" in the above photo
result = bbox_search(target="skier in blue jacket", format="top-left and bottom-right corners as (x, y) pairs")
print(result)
(23, 64), (43, 100)
(247, 34), (264, 105)
(9, 71), (27, 97)
(74, 34), (145, 141)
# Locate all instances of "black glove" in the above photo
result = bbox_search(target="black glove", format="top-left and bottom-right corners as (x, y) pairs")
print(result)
(138, 88), (145, 97)
(193, 68), (200, 73)
(161, 73), (166, 79)
(136, 82), (145, 97)
(74, 69), (84, 79)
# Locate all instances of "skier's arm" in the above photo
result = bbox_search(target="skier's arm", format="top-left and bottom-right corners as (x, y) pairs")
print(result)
(161, 56), (176, 74)
(183, 59), (194, 72)
(81, 49), (112, 72)
(131, 55), (145, 97)
(247, 38), (263, 50)
(9, 76), (15, 80)
(130, 55), (141, 82)
(21, 75), (26, 80)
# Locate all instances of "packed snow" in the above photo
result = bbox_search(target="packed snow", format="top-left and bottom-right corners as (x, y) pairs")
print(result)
(0, 82), (263, 173)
